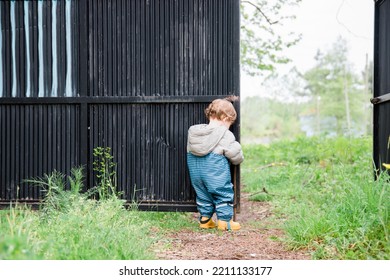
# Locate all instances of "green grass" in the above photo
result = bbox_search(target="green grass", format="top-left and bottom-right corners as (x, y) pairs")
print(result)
(0, 169), (195, 260)
(2, 136), (389, 260)
(242, 136), (390, 259)
(0, 205), (195, 260)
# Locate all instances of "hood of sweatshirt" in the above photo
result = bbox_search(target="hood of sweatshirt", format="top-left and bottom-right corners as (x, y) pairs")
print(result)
(187, 124), (228, 156)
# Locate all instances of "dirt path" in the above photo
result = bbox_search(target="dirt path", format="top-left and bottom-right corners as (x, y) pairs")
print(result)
(154, 194), (311, 260)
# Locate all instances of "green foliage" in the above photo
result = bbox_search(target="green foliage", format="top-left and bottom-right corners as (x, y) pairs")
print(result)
(25, 168), (85, 217)
(0, 207), (40, 260)
(93, 147), (118, 200)
(242, 136), (390, 259)
(33, 197), (155, 260)
(240, 0), (302, 76)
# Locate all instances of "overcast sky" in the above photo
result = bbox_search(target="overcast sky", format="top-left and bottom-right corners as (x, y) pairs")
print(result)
(241, 0), (375, 99)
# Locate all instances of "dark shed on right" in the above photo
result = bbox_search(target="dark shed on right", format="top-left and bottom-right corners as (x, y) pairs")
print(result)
(373, 0), (390, 173)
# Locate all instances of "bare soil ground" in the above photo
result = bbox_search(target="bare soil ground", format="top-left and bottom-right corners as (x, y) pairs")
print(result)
(154, 194), (311, 260)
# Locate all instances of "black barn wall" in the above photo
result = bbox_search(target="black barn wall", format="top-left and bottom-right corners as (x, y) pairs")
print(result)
(374, 0), (390, 173)
(0, 0), (241, 210)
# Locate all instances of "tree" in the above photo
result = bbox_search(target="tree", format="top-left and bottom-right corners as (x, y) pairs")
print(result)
(303, 37), (367, 136)
(240, 0), (302, 76)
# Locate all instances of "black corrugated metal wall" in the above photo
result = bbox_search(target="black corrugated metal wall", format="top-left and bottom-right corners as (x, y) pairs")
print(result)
(373, 0), (390, 173)
(0, 0), (240, 211)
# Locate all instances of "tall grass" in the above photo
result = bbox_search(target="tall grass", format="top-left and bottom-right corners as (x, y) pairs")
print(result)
(0, 206), (38, 260)
(242, 136), (390, 259)
(0, 167), (194, 260)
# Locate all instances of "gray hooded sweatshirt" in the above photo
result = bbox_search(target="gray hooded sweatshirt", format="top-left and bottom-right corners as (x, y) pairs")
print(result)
(187, 124), (244, 165)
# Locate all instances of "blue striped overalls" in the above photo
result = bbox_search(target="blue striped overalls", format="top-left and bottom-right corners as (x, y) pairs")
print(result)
(187, 152), (234, 221)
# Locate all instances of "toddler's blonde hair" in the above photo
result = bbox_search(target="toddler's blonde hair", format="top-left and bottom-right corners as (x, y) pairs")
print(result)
(205, 97), (238, 123)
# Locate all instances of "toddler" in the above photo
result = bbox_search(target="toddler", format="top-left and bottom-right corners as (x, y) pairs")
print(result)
(186, 98), (244, 231)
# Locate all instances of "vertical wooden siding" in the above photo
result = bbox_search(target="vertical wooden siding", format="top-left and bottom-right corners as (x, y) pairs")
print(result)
(87, 0), (238, 97)
(0, 104), (80, 200)
(0, 0), (240, 210)
(0, 0), (80, 98)
(374, 0), (390, 172)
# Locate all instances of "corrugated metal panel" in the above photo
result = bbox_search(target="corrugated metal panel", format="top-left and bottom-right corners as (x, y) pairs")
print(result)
(87, 0), (238, 97)
(374, 0), (390, 172)
(89, 103), (207, 204)
(0, 0), (78, 97)
(0, 104), (80, 201)
(0, 0), (240, 211)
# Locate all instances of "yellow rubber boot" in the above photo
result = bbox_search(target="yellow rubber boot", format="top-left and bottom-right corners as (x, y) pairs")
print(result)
(217, 220), (241, 231)
(199, 216), (217, 229)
